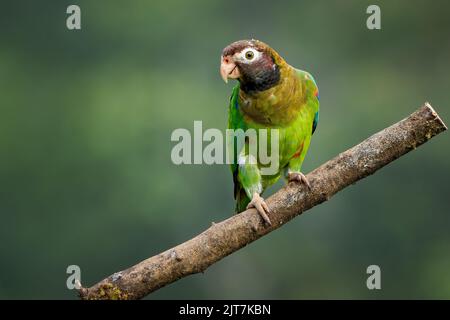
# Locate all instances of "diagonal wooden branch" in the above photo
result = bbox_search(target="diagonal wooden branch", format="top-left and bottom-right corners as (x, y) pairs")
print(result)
(79, 102), (446, 300)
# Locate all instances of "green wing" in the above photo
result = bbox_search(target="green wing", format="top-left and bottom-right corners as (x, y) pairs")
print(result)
(227, 84), (253, 212)
(227, 84), (241, 184)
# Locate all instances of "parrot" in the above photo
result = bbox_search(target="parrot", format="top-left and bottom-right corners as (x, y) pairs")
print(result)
(220, 39), (319, 225)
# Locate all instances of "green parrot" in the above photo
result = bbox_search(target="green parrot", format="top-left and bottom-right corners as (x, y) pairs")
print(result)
(220, 39), (319, 225)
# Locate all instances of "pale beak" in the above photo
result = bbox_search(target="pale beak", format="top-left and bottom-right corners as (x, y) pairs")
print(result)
(220, 56), (240, 83)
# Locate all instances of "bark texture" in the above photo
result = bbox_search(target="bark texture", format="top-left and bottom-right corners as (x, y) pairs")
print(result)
(79, 103), (446, 300)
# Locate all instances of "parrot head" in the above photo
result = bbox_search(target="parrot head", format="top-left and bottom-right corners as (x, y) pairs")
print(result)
(220, 39), (284, 93)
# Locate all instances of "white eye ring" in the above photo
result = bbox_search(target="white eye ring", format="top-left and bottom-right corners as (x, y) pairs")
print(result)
(236, 48), (261, 63)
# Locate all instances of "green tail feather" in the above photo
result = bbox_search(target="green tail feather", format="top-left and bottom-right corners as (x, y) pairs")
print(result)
(235, 187), (251, 213)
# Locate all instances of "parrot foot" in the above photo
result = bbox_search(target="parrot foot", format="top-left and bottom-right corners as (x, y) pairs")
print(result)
(246, 192), (272, 226)
(288, 172), (311, 190)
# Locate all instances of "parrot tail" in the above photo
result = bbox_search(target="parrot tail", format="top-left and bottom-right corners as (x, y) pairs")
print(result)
(235, 187), (251, 213)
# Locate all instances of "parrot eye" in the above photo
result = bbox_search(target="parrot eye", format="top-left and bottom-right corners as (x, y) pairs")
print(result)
(244, 50), (255, 60)
(238, 48), (261, 63)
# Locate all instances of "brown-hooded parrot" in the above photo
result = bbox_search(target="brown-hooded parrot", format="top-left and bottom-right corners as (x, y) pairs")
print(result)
(220, 39), (319, 225)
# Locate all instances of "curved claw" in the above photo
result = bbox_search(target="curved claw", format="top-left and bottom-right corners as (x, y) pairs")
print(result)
(247, 193), (272, 225)
(288, 172), (311, 190)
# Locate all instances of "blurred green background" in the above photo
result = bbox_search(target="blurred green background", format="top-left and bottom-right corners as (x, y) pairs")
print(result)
(1, 0), (449, 299)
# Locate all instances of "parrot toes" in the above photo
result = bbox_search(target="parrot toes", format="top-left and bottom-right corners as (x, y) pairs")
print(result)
(247, 193), (272, 226)
(288, 172), (311, 190)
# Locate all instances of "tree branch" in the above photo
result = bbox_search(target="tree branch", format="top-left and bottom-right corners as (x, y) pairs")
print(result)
(79, 102), (447, 300)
